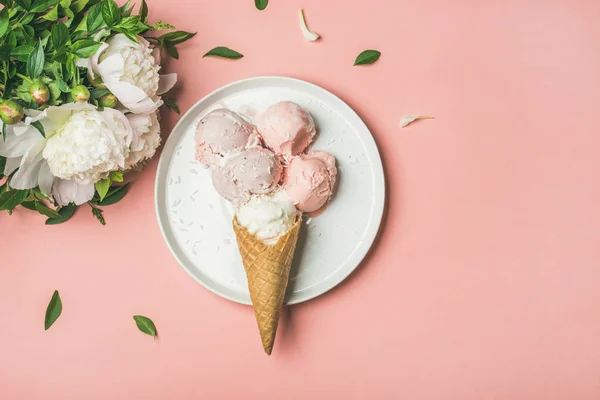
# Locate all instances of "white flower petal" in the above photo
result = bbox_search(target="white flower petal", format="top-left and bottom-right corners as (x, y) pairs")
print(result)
(0, 125), (41, 157)
(38, 161), (55, 196)
(10, 138), (46, 190)
(53, 179), (94, 206)
(4, 157), (22, 175)
(157, 73), (177, 95)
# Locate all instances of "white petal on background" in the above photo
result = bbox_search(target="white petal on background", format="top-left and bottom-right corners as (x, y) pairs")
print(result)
(400, 115), (435, 128)
(157, 73), (177, 95)
(0, 126), (42, 157)
(4, 157), (22, 175)
(53, 179), (95, 206)
(38, 161), (55, 196)
(10, 138), (46, 190)
(299, 8), (320, 41)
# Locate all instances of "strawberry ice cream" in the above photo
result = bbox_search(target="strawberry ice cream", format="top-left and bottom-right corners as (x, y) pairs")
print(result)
(256, 101), (316, 157)
(212, 147), (283, 205)
(283, 151), (337, 214)
(195, 109), (259, 167)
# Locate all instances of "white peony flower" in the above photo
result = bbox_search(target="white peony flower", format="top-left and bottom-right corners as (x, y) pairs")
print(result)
(0, 103), (133, 206)
(125, 112), (161, 169)
(43, 108), (132, 184)
(77, 34), (177, 114)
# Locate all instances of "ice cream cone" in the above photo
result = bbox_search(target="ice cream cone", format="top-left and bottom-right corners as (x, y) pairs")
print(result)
(232, 215), (302, 355)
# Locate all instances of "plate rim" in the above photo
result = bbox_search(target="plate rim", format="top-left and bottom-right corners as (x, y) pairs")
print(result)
(155, 75), (385, 305)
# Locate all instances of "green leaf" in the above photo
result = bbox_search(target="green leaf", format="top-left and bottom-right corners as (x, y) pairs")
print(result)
(44, 290), (62, 330)
(21, 201), (37, 211)
(0, 7), (10, 40)
(31, 121), (45, 137)
(15, 0), (32, 10)
(30, 0), (59, 12)
(165, 42), (178, 59)
(119, 0), (132, 16)
(160, 31), (196, 45)
(0, 156), (5, 178)
(90, 88), (109, 98)
(0, 44), (11, 61)
(70, 39), (101, 58)
(0, 189), (28, 210)
(255, 0), (268, 10)
(353, 49), (381, 66)
(149, 20), (174, 31)
(163, 97), (179, 114)
(90, 205), (105, 224)
(203, 46), (243, 60)
(133, 315), (157, 338)
(139, 0), (148, 22)
(109, 171), (123, 182)
(34, 201), (62, 218)
(51, 21), (69, 51)
(95, 178), (110, 201)
(101, 0), (121, 26)
(47, 81), (61, 104)
(70, 0), (89, 13)
(45, 203), (76, 224)
(11, 45), (34, 62)
(86, 2), (104, 31)
(42, 5), (59, 20)
(7, 31), (16, 48)
(97, 183), (128, 206)
(55, 78), (69, 92)
(26, 41), (45, 79)
(115, 15), (139, 30)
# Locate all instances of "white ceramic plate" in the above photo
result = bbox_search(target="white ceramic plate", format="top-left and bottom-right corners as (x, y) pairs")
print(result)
(155, 76), (385, 305)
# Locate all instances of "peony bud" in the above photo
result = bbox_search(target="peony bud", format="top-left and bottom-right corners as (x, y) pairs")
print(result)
(98, 93), (118, 108)
(71, 85), (90, 103)
(29, 81), (50, 105)
(0, 100), (24, 124)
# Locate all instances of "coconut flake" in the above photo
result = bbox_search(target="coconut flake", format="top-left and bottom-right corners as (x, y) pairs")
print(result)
(299, 9), (320, 42)
(400, 115), (435, 128)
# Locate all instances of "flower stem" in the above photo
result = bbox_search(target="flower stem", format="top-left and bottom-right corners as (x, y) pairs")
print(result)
(16, 73), (32, 83)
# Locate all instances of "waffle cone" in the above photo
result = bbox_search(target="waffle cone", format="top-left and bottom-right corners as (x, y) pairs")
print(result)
(232, 216), (302, 355)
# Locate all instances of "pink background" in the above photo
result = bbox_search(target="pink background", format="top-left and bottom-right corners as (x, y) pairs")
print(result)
(2, 0), (600, 398)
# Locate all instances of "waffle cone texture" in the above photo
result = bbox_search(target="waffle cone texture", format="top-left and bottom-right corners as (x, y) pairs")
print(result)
(232, 216), (302, 355)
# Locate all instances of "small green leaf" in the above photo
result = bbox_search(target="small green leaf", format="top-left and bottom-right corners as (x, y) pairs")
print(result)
(51, 21), (69, 51)
(203, 46), (243, 60)
(90, 205), (105, 225)
(163, 97), (179, 114)
(0, 189), (29, 210)
(90, 88), (109, 98)
(45, 203), (76, 224)
(31, 121), (45, 137)
(255, 0), (268, 10)
(139, 0), (148, 22)
(97, 183), (129, 206)
(165, 42), (178, 59)
(34, 201), (62, 218)
(86, 2), (104, 31)
(133, 315), (157, 338)
(0, 8), (10, 39)
(41, 6), (59, 20)
(0, 156), (5, 178)
(16, 0), (32, 10)
(95, 178), (110, 201)
(11, 45), (34, 62)
(30, 0), (59, 12)
(26, 40), (45, 79)
(44, 290), (62, 330)
(109, 171), (123, 183)
(159, 31), (196, 45)
(149, 20), (174, 31)
(55, 78), (69, 92)
(101, 0), (121, 26)
(0, 44), (11, 61)
(21, 201), (37, 211)
(353, 49), (381, 66)
(70, 39), (101, 58)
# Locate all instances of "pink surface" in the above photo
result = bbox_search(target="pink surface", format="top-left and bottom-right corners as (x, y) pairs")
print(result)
(2, 0), (600, 398)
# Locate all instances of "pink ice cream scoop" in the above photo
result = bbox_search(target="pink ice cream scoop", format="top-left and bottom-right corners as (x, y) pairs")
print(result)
(256, 101), (316, 157)
(284, 151), (337, 213)
(212, 147), (283, 205)
(195, 109), (259, 166)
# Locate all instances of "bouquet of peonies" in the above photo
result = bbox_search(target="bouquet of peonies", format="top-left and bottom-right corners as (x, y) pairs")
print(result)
(0, 0), (194, 224)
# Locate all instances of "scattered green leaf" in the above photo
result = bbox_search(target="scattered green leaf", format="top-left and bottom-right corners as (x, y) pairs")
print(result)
(353, 49), (381, 66)
(44, 290), (62, 330)
(45, 203), (76, 224)
(96, 183), (129, 206)
(26, 40), (45, 79)
(90, 204), (105, 225)
(203, 46), (243, 60)
(133, 315), (157, 338)
(255, 0), (268, 10)
(159, 31), (196, 45)
(163, 97), (179, 114)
